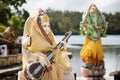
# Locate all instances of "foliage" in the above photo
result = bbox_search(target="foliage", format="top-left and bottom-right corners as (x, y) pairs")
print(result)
(0, 24), (7, 32)
(9, 16), (22, 36)
(0, 0), (26, 12)
(46, 9), (82, 35)
(0, 0), (29, 36)
(105, 12), (120, 34)
(0, 2), (11, 25)
(7, 10), (29, 36)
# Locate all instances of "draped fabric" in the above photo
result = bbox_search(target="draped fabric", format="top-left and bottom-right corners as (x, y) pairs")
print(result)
(18, 10), (73, 80)
(80, 37), (104, 66)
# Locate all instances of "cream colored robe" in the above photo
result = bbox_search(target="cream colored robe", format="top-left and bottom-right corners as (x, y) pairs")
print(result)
(18, 11), (74, 80)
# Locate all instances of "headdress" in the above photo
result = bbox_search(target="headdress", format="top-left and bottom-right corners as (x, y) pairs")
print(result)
(39, 13), (49, 23)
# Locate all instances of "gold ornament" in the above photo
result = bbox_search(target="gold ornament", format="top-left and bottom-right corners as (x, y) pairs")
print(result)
(40, 14), (49, 23)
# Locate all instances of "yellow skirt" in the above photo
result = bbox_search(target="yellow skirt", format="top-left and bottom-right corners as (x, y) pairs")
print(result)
(80, 37), (104, 66)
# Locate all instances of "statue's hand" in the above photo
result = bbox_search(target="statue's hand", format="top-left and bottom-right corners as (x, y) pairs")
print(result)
(22, 36), (31, 48)
(60, 41), (67, 50)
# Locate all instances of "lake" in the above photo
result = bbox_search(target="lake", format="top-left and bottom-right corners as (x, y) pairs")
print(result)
(55, 35), (120, 79)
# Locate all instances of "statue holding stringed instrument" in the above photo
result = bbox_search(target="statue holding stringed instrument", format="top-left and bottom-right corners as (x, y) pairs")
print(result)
(18, 9), (74, 80)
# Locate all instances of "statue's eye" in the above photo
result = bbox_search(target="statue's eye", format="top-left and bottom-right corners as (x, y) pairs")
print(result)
(48, 25), (50, 27)
(43, 25), (46, 27)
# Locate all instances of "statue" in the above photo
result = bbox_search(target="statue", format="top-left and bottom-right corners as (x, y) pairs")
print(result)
(79, 4), (108, 80)
(18, 9), (74, 80)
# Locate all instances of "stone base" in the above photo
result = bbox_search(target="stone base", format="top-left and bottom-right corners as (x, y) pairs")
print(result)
(81, 77), (106, 80)
(81, 67), (106, 77)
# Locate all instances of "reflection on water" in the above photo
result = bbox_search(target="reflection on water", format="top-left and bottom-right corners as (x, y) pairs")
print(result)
(67, 45), (120, 78)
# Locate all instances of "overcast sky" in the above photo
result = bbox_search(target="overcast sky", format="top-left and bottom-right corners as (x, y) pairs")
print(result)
(21, 0), (120, 15)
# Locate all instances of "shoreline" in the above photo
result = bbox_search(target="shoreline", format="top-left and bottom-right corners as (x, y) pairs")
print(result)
(68, 44), (120, 48)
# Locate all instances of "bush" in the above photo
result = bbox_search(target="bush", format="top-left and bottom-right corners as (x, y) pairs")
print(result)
(0, 24), (6, 32)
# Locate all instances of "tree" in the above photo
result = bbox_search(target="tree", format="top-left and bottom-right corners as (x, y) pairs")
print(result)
(0, 0), (26, 12)
(0, 0), (29, 36)
(0, 2), (11, 26)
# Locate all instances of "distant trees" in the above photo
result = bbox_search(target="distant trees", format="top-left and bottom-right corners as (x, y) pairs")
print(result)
(46, 9), (82, 35)
(104, 12), (120, 34)
(46, 9), (120, 35)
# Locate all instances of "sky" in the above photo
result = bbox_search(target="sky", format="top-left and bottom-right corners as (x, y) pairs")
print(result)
(21, 0), (120, 15)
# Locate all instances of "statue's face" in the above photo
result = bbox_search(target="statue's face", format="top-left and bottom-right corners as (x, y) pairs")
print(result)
(89, 5), (97, 15)
(41, 22), (51, 35)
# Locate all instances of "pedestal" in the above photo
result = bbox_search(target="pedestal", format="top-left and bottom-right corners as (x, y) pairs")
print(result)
(81, 67), (106, 80)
